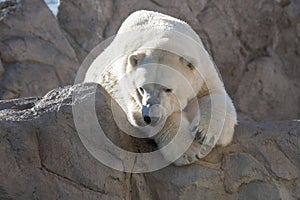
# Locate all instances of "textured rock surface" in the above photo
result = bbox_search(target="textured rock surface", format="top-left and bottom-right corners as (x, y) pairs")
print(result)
(0, 58), (3, 77)
(0, 84), (299, 200)
(0, 1), (299, 198)
(0, 0), (79, 99)
(57, 0), (114, 62)
(58, 0), (300, 121)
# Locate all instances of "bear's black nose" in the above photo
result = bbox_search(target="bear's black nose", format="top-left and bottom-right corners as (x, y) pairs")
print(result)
(143, 116), (151, 124)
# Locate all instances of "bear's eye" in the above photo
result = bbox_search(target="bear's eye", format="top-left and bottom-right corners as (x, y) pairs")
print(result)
(179, 57), (194, 70)
(164, 88), (173, 93)
(187, 62), (194, 70)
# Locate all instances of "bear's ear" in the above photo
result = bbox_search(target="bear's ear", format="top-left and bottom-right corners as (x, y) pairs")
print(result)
(179, 56), (195, 70)
(128, 53), (145, 67)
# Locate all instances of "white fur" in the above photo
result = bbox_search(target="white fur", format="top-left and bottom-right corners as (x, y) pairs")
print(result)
(85, 10), (237, 166)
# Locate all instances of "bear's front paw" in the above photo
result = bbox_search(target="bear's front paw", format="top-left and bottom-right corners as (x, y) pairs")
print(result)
(173, 142), (202, 166)
(173, 128), (219, 166)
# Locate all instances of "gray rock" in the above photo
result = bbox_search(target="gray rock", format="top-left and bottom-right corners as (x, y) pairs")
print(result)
(0, 58), (3, 77)
(238, 181), (280, 200)
(1, 63), (60, 99)
(144, 164), (232, 200)
(235, 54), (299, 121)
(290, 179), (300, 199)
(234, 120), (300, 181)
(0, 0), (79, 99)
(0, 83), (131, 200)
(0, 83), (299, 199)
(223, 153), (269, 193)
(57, 0), (114, 62)
(259, 139), (300, 180)
(58, 0), (300, 121)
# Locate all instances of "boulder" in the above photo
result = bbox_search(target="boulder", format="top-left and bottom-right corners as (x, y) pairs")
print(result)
(0, 83), (299, 200)
(0, 0), (79, 100)
(57, 0), (114, 62)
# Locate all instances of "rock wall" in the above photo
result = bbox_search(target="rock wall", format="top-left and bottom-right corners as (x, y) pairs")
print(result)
(0, 0), (79, 99)
(0, 84), (299, 200)
(0, 1), (300, 199)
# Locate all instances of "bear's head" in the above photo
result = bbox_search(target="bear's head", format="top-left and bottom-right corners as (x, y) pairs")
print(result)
(121, 49), (202, 128)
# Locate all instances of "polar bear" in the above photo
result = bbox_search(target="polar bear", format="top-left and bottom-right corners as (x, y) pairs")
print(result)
(85, 10), (237, 166)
